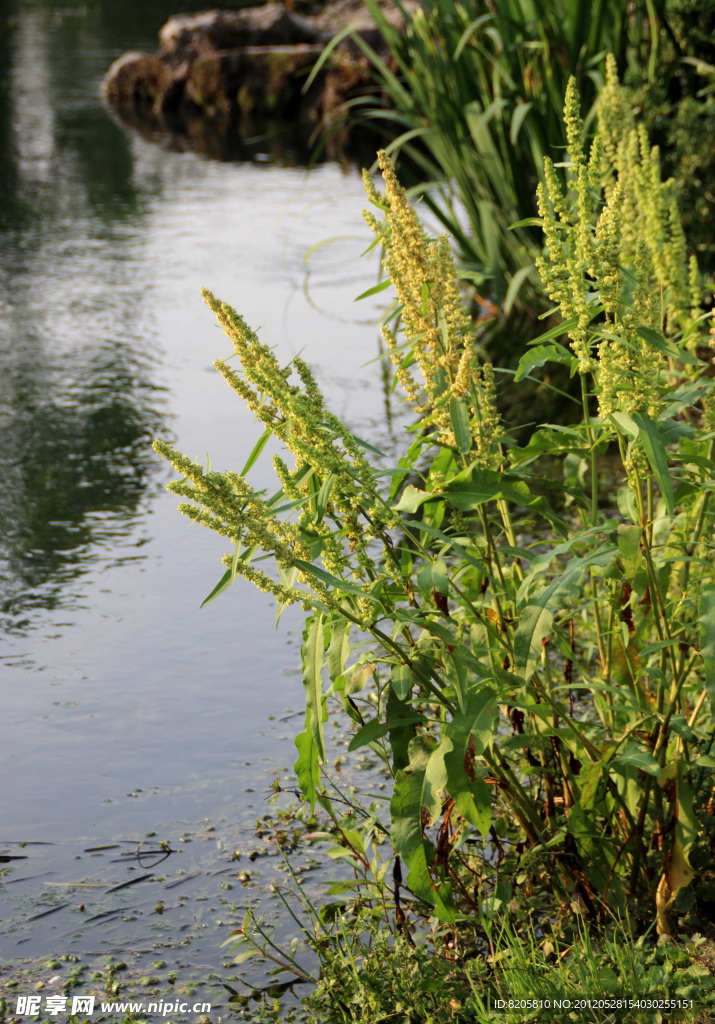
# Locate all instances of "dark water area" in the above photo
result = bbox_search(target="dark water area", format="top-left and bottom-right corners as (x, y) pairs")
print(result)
(0, 1), (393, 1015)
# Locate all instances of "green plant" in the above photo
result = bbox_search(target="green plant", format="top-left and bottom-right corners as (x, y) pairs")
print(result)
(311, 0), (668, 315)
(154, 69), (715, 1004)
(229, 852), (715, 1023)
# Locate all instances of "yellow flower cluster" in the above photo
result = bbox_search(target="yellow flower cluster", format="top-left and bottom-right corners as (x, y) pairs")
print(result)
(364, 151), (501, 464)
(153, 288), (412, 623)
(536, 61), (706, 420)
(598, 54), (700, 339)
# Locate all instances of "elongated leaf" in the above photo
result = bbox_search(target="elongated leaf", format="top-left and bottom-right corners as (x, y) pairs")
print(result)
(294, 720), (321, 810)
(200, 567), (234, 609)
(240, 428), (272, 476)
(509, 426), (591, 466)
(618, 524), (642, 578)
(510, 101), (532, 145)
(444, 648), (468, 714)
(503, 265), (532, 316)
(526, 315), (580, 345)
(346, 432), (386, 457)
(315, 472), (337, 524)
(513, 603), (553, 685)
(302, 615), (326, 761)
(449, 397), (472, 454)
(293, 558), (378, 601)
(632, 412), (675, 516)
(387, 688), (420, 772)
(613, 744), (661, 776)
(699, 584), (715, 714)
(442, 685), (498, 834)
(509, 217), (546, 230)
(354, 277), (393, 301)
(513, 564), (588, 683)
(610, 410), (639, 440)
(327, 619), (350, 683)
(635, 325), (701, 365)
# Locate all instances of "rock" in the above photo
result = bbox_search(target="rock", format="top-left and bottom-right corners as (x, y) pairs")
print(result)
(158, 5), (316, 62)
(102, 52), (176, 113)
(101, 0), (421, 161)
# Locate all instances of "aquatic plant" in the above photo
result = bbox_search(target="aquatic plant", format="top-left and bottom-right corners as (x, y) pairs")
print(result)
(309, 0), (670, 315)
(155, 69), (715, 998)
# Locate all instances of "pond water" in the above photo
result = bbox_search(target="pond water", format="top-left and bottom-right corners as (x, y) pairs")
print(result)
(0, 1), (394, 1015)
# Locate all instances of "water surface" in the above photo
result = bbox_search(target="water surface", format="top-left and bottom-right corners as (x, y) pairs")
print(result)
(0, 1), (393, 1010)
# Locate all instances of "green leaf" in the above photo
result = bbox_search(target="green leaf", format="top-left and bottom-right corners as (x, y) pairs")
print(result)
(449, 397), (472, 454)
(509, 426), (591, 465)
(503, 265), (532, 316)
(509, 216), (545, 230)
(443, 467), (531, 510)
(669, 715), (696, 743)
(386, 688), (420, 773)
(417, 558), (449, 597)
(635, 325), (702, 365)
(610, 410), (639, 441)
(394, 485), (435, 514)
(514, 343), (572, 382)
(698, 584), (715, 715)
(443, 687), (498, 835)
(354, 277), (393, 301)
(327, 619), (350, 683)
(444, 648), (468, 714)
(390, 737), (456, 921)
(391, 663), (414, 701)
(526, 315), (580, 345)
(240, 428), (272, 476)
(513, 563), (588, 683)
(200, 567), (234, 609)
(613, 744), (661, 776)
(618, 524), (642, 579)
(661, 378), (715, 419)
(348, 718), (389, 751)
(617, 487), (639, 525)
(513, 603), (553, 685)
(632, 412), (675, 516)
(232, 948), (261, 966)
(315, 473), (337, 524)
(676, 762), (697, 862)
(510, 101), (532, 145)
(302, 615), (326, 761)
(348, 432), (386, 457)
(293, 558), (378, 601)
(294, 721), (321, 811)
(638, 638), (680, 657)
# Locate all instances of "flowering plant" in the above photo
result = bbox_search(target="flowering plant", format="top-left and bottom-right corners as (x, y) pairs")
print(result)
(155, 65), (715, 938)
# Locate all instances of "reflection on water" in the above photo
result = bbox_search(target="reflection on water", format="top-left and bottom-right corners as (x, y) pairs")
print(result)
(0, 2), (168, 633)
(0, 0), (391, 1000)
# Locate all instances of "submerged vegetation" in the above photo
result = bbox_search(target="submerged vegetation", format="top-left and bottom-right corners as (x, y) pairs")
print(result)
(155, 31), (715, 1024)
